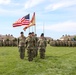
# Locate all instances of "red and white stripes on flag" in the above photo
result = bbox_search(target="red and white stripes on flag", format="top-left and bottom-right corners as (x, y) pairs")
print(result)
(13, 14), (30, 27)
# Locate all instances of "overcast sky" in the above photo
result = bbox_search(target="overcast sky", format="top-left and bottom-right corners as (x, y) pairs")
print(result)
(0, 0), (76, 39)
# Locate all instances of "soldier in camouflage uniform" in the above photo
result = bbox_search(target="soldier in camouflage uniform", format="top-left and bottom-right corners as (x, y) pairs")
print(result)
(25, 32), (34, 61)
(38, 33), (47, 59)
(31, 32), (38, 57)
(0, 40), (2, 46)
(35, 34), (38, 57)
(18, 32), (26, 59)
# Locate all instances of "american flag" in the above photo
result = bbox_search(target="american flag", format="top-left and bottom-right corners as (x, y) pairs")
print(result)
(13, 14), (30, 27)
(23, 12), (35, 31)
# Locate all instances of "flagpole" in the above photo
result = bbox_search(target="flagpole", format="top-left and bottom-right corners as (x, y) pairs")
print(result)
(32, 26), (33, 32)
(35, 24), (36, 34)
(34, 12), (36, 34)
(43, 23), (44, 34)
(29, 13), (30, 33)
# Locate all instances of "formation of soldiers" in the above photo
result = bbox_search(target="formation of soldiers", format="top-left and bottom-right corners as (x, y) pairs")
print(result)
(49, 40), (76, 47)
(18, 32), (47, 61)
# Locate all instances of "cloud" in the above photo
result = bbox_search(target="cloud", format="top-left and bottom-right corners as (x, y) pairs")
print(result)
(0, 0), (11, 5)
(0, 8), (28, 17)
(0, 1), (28, 16)
(45, 0), (76, 11)
(37, 21), (76, 33)
(24, 0), (45, 9)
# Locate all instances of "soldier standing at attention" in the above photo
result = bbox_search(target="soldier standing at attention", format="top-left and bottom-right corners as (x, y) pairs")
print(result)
(31, 32), (38, 57)
(34, 34), (38, 57)
(32, 32), (36, 57)
(38, 33), (47, 59)
(18, 32), (26, 59)
(25, 32), (34, 61)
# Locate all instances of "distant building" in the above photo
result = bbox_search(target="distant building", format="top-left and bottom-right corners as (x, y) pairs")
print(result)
(60, 34), (76, 41)
(0, 34), (15, 41)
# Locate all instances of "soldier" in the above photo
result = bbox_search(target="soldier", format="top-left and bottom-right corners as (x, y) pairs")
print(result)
(31, 32), (38, 57)
(18, 32), (26, 59)
(38, 33), (47, 59)
(0, 40), (1, 46)
(35, 34), (38, 57)
(25, 32), (34, 61)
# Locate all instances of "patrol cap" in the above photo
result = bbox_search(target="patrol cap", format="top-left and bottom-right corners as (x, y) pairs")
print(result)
(41, 33), (44, 36)
(32, 32), (34, 34)
(20, 32), (23, 34)
(35, 34), (37, 36)
(29, 32), (32, 35)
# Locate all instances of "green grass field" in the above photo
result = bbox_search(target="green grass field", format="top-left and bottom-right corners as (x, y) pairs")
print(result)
(0, 45), (76, 75)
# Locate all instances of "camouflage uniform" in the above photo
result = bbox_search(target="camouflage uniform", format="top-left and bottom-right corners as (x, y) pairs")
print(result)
(18, 32), (26, 59)
(0, 40), (2, 46)
(32, 35), (38, 57)
(38, 33), (47, 59)
(35, 36), (38, 57)
(0, 41), (1, 46)
(31, 32), (38, 58)
(25, 33), (34, 61)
